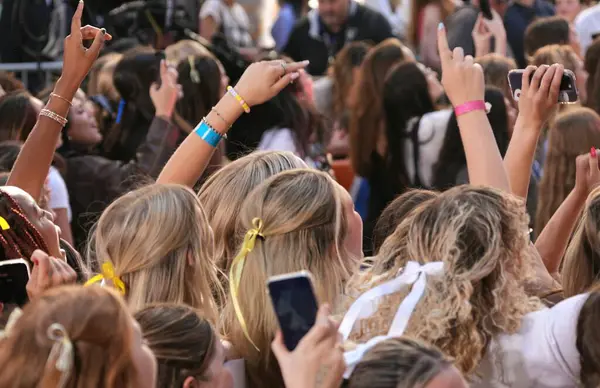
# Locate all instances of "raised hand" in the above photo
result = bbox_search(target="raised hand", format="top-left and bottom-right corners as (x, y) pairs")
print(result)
(234, 60), (310, 107)
(472, 15), (492, 56)
(60, 1), (112, 93)
(150, 60), (181, 118)
(26, 250), (77, 300)
(574, 149), (600, 198)
(516, 64), (563, 128)
(437, 23), (485, 107)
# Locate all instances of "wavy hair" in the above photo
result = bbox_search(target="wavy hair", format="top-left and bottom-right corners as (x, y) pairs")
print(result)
(585, 38), (600, 116)
(348, 186), (542, 375)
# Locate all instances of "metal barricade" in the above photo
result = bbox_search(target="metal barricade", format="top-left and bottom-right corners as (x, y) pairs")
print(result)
(0, 62), (64, 90)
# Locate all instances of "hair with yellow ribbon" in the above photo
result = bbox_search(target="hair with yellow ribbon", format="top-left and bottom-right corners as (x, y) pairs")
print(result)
(230, 218), (264, 351)
(84, 262), (126, 295)
(0, 216), (10, 231)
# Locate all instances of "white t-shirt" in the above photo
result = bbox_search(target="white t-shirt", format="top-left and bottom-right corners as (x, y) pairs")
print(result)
(257, 128), (316, 167)
(576, 4), (600, 56)
(200, 0), (253, 48)
(47, 166), (72, 222)
(404, 109), (451, 187)
(473, 293), (587, 387)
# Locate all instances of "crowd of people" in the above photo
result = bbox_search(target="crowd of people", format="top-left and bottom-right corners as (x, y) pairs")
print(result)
(2, 0), (600, 387)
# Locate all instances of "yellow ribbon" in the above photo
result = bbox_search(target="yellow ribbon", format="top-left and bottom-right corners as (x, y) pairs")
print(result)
(0, 216), (10, 230)
(230, 218), (264, 351)
(84, 262), (126, 295)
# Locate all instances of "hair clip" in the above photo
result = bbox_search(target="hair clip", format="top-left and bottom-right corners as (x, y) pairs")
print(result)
(84, 262), (126, 295)
(116, 99), (126, 124)
(188, 56), (201, 84)
(0, 216), (10, 230)
(46, 323), (74, 388)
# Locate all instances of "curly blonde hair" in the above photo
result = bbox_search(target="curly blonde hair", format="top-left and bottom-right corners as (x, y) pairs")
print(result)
(347, 186), (542, 376)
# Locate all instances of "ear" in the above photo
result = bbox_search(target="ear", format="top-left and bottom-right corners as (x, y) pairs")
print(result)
(183, 376), (199, 388)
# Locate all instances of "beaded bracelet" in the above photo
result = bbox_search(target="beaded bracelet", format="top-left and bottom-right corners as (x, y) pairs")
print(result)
(39, 109), (68, 127)
(194, 119), (225, 147)
(227, 86), (250, 113)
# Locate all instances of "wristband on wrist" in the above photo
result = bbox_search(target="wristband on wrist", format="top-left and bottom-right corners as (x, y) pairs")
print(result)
(194, 119), (226, 147)
(454, 100), (488, 117)
(227, 86), (251, 113)
(39, 109), (68, 127)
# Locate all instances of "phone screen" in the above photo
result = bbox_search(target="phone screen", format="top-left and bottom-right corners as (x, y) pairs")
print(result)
(268, 273), (319, 351)
(0, 261), (30, 306)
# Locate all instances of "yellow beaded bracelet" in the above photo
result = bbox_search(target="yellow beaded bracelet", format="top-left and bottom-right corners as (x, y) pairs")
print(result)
(227, 86), (250, 113)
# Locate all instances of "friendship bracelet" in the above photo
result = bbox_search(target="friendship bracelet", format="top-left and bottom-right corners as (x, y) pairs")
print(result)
(454, 100), (487, 117)
(211, 107), (232, 128)
(39, 109), (68, 127)
(50, 93), (72, 106)
(194, 119), (225, 147)
(227, 86), (250, 113)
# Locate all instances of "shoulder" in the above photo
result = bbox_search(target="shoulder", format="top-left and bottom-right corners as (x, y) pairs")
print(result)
(576, 4), (600, 25)
(357, 3), (390, 23)
(200, 0), (222, 18)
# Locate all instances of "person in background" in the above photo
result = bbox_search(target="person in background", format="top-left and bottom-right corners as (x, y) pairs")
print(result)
(284, 0), (394, 76)
(585, 37), (600, 116)
(556, 0), (586, 23)
(471, 12), (508, 57)
(476, 53), (517, 101)
(576, 288), (600, 388)
(504, 0), (555, 68)
(576, 2), (600, 55)
(199, 0), (254, 50)
(364, 0), (411, 39)
(0, 71), (25, 95)
(272, 0), (309, 52)
(524, 16), (580, 65)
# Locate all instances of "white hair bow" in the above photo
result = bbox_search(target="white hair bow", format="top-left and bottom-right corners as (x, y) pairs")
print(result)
(340, 261), (444, 378)
(46, 323), (74, 388)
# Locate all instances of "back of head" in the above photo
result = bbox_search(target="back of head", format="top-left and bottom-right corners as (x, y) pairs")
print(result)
(135, 304), (216, 388)
(563, 188), (600, 297)
(87, 53), (123, 102)
(165, 40), (214, 65)
(88, 184), (220, 320)
(198, 151), (307, 275)
(585, 38), (600, 115)
(0, 286), (138, 387)
(222, 169), (355, 386)
(332, 41), (372, 118)
(348, 337), (452, 388)
(531, 44), (578, 73)
(0, 71), (25, 94)
(350, 38), (409, 177)
(577, 289), (600, 388)
(0, 90), (37, 142)
(0, 141), (23, 172)
(372, 189), (438, 255)
(536, 107), (600, 234)
(476, 54), (517, 99)
(525, 17), (570, 62)
(113, 50), (161, 115)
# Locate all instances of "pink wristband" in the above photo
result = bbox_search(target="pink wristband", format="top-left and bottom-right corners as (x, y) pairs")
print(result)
(454, 100), (486, 117)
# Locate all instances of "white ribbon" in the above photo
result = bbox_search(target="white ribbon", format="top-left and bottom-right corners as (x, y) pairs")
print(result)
(0, 307), (23, 339)
(46, 323), (74, 388)
(340, 261), (444, 378)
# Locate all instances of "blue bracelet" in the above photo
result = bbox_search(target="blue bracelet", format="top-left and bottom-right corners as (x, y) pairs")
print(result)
(194, 120), (223, 148)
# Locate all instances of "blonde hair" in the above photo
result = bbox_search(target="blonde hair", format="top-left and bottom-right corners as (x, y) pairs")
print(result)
(0, 286), (140, 387)
(87, 53), (123, 102)
(348, 186), (542, 376)
(535, 107), (600, 235)
(165, 40), (214, 65)
(348, 337), (455, 388)
(87, 184), (221, 322)
(221, 169), (358, 387)
(476, 54), (517, 100)
(198, 151), (307, 279)
(563, 187), (600, 297)
(531, 44), (579, 73)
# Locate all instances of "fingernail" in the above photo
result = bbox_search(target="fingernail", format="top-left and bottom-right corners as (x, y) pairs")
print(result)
(32, 258), (38, 266)
(79, 0), (83, 4)
(301, 60), (309, 64)
(591, 147), (596, 158)
(290, 72), (300, 80)
(438, 22), (444, 30)
(100, 28), (106, 35)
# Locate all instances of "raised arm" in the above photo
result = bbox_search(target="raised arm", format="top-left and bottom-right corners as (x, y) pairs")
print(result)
(7, 2), (110, 200)
(504, 64), (562, 199)
(438, 23), (509, 191)
(157, 60), (309, 187)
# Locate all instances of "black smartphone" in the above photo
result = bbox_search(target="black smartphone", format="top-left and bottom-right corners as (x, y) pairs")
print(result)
(268, 271), (319, 351)
(508, 68), (578, 104)
(0, 259), (30, 306)
(479, 0), (493, 19)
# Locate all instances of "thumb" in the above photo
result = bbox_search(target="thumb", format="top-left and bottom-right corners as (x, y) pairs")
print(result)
(31, 250), (50, 288)
(590, 148), (600, 179)
(272, 72), (300, 93)
(86, 29), (105, 59)
(271, 331), (289, 359)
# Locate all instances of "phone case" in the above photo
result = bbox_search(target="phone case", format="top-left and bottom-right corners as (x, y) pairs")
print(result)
(508, 69), (578, 104)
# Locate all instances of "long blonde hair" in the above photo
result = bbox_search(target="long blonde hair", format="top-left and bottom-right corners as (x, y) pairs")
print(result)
(348, 186), (541, 376)
(198, 151), (307, 278)
(535, 107), (600, 235)
(221, 169), (358, 387)
(87, 184), (221, 322)
(563, 187), (600, 297)
(0, 286), (140, 387)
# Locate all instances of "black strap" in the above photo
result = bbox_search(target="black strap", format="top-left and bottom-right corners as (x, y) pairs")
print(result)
(408, 117), (425, 188)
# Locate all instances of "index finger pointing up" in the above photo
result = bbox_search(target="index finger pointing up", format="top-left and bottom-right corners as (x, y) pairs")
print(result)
(437, 23), (452, 69)
(71, 1), (84, 36)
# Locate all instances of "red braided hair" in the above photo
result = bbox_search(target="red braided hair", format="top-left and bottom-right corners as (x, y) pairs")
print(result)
(0, 190), (49, 262)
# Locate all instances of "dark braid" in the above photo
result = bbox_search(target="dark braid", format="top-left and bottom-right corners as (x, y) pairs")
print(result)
(0, 191), (49, 262)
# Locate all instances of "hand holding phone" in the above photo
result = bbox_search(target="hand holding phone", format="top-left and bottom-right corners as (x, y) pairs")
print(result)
(508, 65), (574, 104)
(0, 259), (30, 306)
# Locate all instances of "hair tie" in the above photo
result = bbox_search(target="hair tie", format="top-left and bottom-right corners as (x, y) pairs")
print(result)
(46, 323), (74, 388)
(116, 99), (126, 124)
(229, 218), (264, 351)
(0, 307), (22, 339)
(84, 262), (126, 295)
(188, 56), (201, 84)
(0, 216), (10, 231)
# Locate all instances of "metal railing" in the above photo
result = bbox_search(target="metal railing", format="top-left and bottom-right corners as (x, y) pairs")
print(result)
(0, 62), (63, 90)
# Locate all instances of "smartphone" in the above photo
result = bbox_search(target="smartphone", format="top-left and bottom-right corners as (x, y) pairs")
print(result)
(267, 271), (319, 351)
(154, 51), (167, 88)
(508, 69), (578, 104)
(0, 259), (30, 306)
(479, 0), (493, 20)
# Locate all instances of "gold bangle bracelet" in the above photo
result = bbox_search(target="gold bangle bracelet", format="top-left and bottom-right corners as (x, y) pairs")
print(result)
(50, 93), (72, 106)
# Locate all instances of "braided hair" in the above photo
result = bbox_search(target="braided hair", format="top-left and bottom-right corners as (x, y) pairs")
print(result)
(0, 190), (49, 261)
